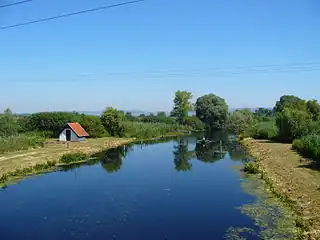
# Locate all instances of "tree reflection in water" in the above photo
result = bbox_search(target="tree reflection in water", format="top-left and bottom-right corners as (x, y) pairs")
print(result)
(195, 141), (227, 163)
(173, 140), (193, 171)
(100, 145), (133, 173)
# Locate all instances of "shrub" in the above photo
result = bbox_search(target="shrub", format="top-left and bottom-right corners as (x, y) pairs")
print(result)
(0, 134), (45, 154)
(183, 116), (205, 131)
(243, 162), (259, 174)
(292, 134), (320, 160)
(60, 152), (88, 164)
(251, 121), (279, 140)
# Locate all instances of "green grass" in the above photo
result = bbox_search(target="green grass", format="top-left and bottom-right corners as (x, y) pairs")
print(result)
(123, 121), (190, 139)
(60, 152), (88, 164)
(0, 134), (45, 154)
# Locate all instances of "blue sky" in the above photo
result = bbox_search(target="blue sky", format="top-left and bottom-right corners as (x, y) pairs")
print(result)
(1, 0), (320, 113)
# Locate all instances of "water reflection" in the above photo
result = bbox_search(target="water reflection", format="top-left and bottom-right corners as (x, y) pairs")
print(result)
(173, 140), (193, 171)
(100, 145), (133, 173)
(60, 134), (244, 174)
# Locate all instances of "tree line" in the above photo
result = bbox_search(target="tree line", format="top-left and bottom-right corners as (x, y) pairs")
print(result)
(1, 91), (319, 161)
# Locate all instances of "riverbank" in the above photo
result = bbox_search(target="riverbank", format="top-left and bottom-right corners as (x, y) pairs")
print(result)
(0, 137), (134, 186)
(241, 138), (320, 240)
(0, 132), (191, 187)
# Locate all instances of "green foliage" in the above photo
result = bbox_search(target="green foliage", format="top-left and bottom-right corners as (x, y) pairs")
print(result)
(101, 108), (125, 137)
(123, 121), (188, 139)
(183, 116), (205, 131)
(306, 100), (320, 121)
(228, 109), (255, 135)
(251, 121), (279, 140)
(274, 95), (306, 113)
(255, 108), (274, 117)
(195, 94), (229, 130)
(0, 134), (45, 154)
(276, 108), (312, 142)
(79, 115), (106, 138)
(60, 152), (88, 164)
(171, 90), (193, 123)
(244, 162), (259, 174)
(25, 111), (82, 137)
(292, 134), (320, 160)
(0, 108), (20, 137)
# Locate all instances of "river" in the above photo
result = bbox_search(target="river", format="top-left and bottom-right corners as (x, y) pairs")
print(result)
(0, 133), (296, 239)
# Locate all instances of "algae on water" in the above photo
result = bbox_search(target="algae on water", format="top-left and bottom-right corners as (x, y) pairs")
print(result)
(225, 174), (299, 240)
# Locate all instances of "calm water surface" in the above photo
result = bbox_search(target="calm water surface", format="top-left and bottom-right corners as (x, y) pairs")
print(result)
(0, 134), (263, 239)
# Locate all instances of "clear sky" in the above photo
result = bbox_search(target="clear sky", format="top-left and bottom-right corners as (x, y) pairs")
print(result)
(1, 0), (320, 113)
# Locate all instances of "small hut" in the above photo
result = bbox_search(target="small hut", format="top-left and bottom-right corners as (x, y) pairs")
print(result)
(58, 123), (89, 142)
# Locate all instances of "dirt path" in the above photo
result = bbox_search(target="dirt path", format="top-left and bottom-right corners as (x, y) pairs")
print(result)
(0, 138), (133, 177)
(241, 138), (320, 240)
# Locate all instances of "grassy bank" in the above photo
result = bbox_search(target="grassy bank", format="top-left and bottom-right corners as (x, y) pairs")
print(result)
(0, 131), (189, 187)
(241, 138), (320, 239)
(0, 137), (134, 187)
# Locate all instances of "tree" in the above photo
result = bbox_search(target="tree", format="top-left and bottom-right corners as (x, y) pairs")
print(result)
(171, 90), (193, 124)
(25, 111), (82, 136)
(101, 108), (125, 137)
(195, 94), (229, 130)
(306, 100), (320, 121)
(79, 115), (106, 138)
(227, 109), (255, 135)
(274, 95), (306, 113)
(254, 108), (274, 121)
(0, 108), (19, 137)
(276, 107), (312, 142)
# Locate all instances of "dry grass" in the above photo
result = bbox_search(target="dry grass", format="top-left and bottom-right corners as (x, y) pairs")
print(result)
(241, 138), (320, 240)
(0, 137), (133, 178)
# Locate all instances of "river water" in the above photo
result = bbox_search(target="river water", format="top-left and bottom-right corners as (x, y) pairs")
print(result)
(0, 134), (296, 239)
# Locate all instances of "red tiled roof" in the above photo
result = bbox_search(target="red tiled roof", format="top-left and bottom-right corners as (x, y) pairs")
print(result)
(67, 123), (89, 137)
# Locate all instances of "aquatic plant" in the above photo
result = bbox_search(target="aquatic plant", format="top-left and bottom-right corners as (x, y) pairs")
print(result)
(243, 163), (259, 174)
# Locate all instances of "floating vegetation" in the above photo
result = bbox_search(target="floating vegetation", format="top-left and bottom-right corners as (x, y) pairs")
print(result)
(225, 174), (300, 239)
(224, 227), (257, 240)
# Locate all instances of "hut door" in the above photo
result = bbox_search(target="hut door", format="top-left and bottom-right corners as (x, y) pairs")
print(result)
(66, 129), (71, 141)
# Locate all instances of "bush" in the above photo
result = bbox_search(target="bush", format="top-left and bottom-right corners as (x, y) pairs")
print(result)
(251, 121), (279, 140)
(276, 108), (312, 142)
(60, 152), (88, 164)
(183, 116), (205, 131)
(0, 134), (45, 154)
(292, 134), (320, 160)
